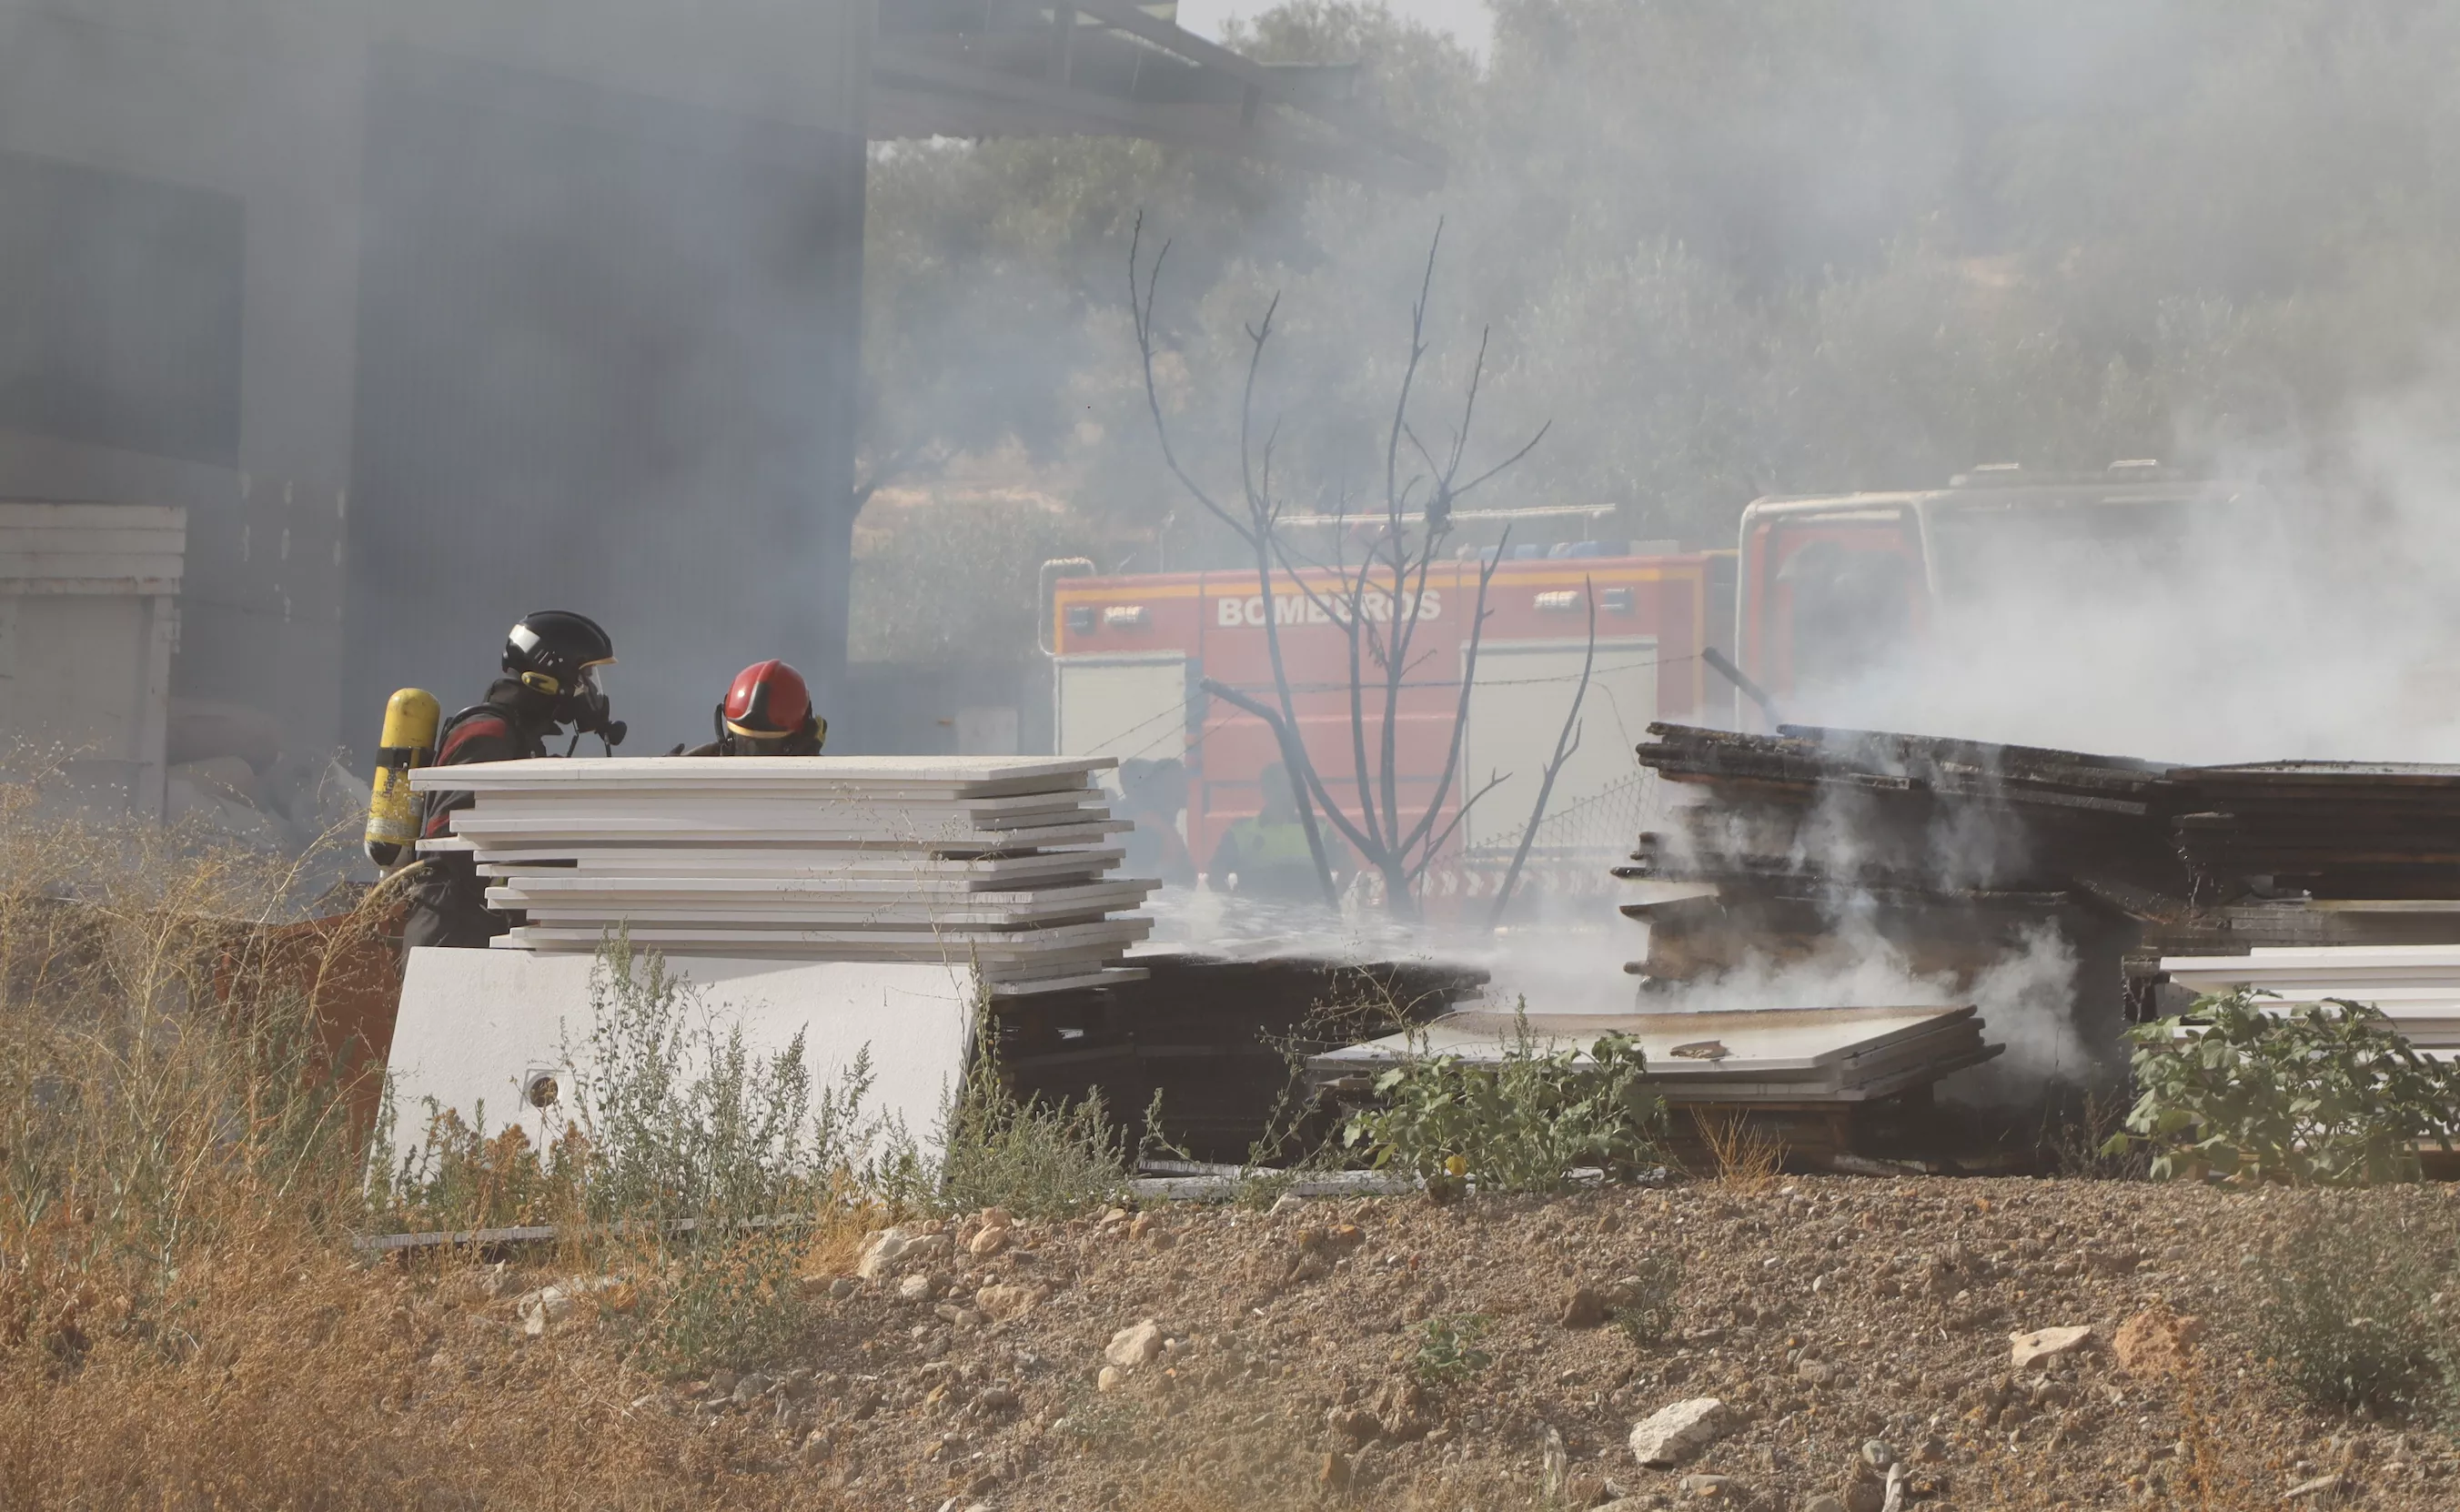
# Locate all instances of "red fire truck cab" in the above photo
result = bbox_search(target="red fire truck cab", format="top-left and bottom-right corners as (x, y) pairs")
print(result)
(1050, 548), (1732, 897)
(1735, 462), (2258, 726)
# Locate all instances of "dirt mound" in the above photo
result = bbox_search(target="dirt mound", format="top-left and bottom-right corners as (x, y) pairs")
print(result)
(34, 1178), (2455, 1509)
(606, 1179), (2459, 1508)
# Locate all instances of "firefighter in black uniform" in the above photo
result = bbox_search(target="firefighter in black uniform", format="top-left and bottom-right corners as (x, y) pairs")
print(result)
(402, 610), (625, 950)
(674, 659), (827, 757)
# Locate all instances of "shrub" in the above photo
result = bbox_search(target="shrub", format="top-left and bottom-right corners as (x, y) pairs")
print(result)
(377, 935), (883, 1225)
(0, 801), (382, 1267)
(2105, 990), (2460, 1184)
(378, 937), (898, 1372)
(1610, 1253), (1685, 1349)
(372, 1104), (583, 1232)
(2042, 1084), (2149, 1180)
(1689, 1108), (1783, 1193)
(2240, 1199), (2459, 1417)
(566, 939), (877, 1225)
(1341, 1006), (1665, 1195)
(1410, 1314), (1493, 1386)
(635, 1225), (813, 1377)
(921, 1018), (1136, 1220)
(575, 941), (900, 1371)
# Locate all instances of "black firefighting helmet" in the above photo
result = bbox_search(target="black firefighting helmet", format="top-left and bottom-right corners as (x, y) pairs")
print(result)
(503, 610), (621, 741)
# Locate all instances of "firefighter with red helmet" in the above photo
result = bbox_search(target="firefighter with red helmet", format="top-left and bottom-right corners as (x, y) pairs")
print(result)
(677, 660), (828, 757)
(402, 610), (625, 951)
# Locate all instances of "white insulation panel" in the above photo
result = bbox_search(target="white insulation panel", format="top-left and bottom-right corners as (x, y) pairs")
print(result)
(385, 948), (976, 1172)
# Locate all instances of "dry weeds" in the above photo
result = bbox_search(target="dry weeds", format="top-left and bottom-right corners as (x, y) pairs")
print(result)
(1687, 1107), (1786, 1195)
(5, 784), (2457, 1510)
(0, 795), (798, 1508)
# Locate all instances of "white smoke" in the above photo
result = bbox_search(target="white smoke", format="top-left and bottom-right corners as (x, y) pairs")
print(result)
(1788, 363), (2460, 763)
(1143, 861), (2090, 1101)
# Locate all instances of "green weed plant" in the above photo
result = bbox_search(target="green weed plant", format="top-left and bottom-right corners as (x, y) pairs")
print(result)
(2106, 990), (2460, 1185)
(1341, 1005), (1664, 1195)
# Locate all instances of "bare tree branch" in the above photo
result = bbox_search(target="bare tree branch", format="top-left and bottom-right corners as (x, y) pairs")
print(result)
(1448, 419), (1555, 504)
(1487, 576), (1599, 928)
(1383, 218), (1442, 532)
(1413, 769), (1509, 893)
(1195, 678), (1340, 910)
(1129, 214), (1243, 540)
(1129, 213), (1552, 921)
(1396, 539), (1507, 862)
(1133, 212), (1343, 894)
(1237, 296), (1281, 531)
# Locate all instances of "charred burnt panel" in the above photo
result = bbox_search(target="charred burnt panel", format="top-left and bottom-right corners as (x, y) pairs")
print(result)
(2172, 762), (2460, 900)
(347, 45), (864, 749)
(1628, 721), (2184, 1099)
(1003, 954), (1486, 1164)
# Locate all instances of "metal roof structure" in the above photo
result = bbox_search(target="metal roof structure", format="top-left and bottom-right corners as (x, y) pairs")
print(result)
(870, 0), (1447, 190)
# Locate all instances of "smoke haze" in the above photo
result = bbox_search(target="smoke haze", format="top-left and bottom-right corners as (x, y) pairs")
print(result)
(25, 2), (2460, 1058)
(870, 0), (2460, 780)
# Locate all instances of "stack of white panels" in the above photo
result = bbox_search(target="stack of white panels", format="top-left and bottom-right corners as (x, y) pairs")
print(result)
(408, 756), (1156, 993)
(2162, 946), (2460, 1053)
(1311, 1003), (2000, 1104)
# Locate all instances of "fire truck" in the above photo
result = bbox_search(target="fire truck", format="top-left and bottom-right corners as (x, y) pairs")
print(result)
(1047, 537), (1731, 900)
(1047, 463), (2249, 902)
(1731, 461), (2258, 727)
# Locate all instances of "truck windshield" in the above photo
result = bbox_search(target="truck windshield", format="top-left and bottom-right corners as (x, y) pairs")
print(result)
(1780, 537), (1917, 693)
(1925, 492), (2218, 606)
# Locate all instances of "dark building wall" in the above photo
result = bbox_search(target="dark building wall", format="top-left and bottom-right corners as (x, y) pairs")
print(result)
(0, 151), (244, 466)
(347, 44), (866, 752)
(0, 5), (367, 759)
(0, 0), (870, 765)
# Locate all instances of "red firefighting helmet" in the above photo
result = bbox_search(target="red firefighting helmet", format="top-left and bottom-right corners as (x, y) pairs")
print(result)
(723, 660), (812, 737)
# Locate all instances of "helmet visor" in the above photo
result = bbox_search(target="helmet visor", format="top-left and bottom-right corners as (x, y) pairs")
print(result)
(568, 661), (617, 736)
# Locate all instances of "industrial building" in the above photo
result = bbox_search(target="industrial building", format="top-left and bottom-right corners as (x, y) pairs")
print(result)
(0, 0), (1435, 810)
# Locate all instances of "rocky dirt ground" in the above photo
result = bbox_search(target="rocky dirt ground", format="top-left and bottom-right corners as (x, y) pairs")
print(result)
(450, 1179), (2460, 1511)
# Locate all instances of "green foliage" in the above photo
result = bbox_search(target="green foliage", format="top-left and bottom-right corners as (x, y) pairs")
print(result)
(378, 944), (1147, 1367)
(636, 1226), (814, 1379)
(1410, 1313), (1493, 1386)
(2041, 1085), (2150, 1180)
(567, 941), (879, 1225)
(2105, 990), (2460, 1185)
(1610, 1253), (1685, 1350)
(568, 942), (892, 1371)
(928, 1083), (1133, 1222)
(1341, 1007), (1665, 1195)
(379, 938), (895, 1372)
(1232, 965), (1432, 1207)
(848, 497), (1102, 668)
(861, 0), (2460, 555)
(914, 1015), (1136, 1221)
(2241, 1200), (2460, 1419)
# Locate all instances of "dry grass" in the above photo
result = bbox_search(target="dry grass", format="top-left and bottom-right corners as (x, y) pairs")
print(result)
(0, 1224), (792, 1510)
(0, 790), (844, 1509)
(1686, 1108), (1786, 1194)
(5, 781), (2416, 1511)
(0, 776), (1171, 1509)
(798, 1186), (892, 1281)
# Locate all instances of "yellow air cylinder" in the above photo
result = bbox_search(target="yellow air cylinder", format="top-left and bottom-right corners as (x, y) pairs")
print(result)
(364, 688), (441, 868)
